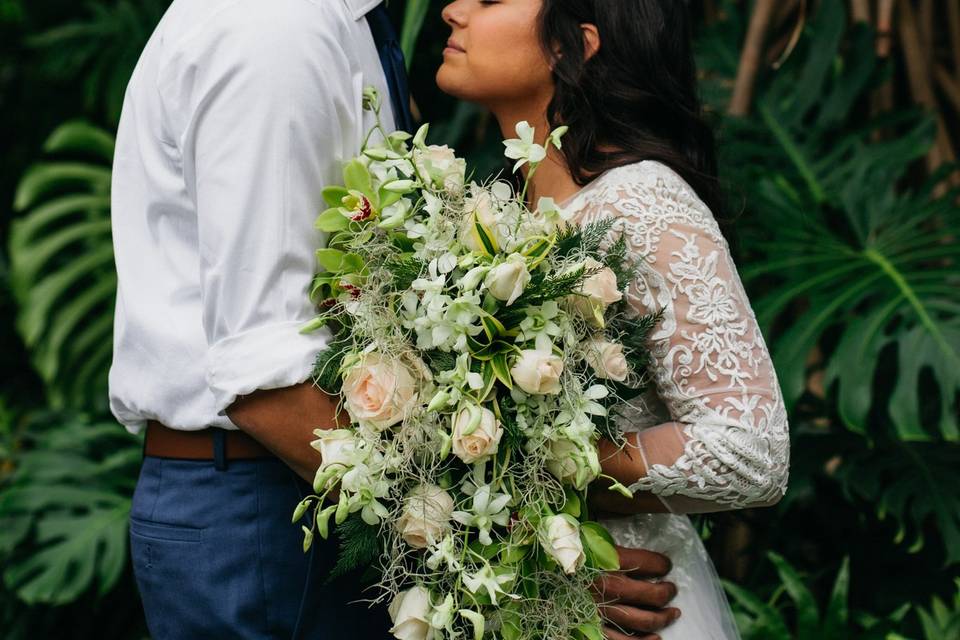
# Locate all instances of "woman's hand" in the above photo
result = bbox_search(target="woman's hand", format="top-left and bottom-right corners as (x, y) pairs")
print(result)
(593, 545), (681, 639)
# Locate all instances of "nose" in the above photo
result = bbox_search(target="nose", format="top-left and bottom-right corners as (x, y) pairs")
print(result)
(441, 1), (467, 28)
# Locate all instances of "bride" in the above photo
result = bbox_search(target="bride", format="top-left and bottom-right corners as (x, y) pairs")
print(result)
(436, 1), (791, 639)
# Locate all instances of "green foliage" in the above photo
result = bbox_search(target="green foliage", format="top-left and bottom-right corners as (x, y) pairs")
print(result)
(917, 579), (960, 640)
(0, 411), (139, 605)
(26, 0), (169, 124)
(327, 512), (382, 583)
(312, 340), (351, 395)
(724, 553), (911, 640)
(8, 121), (116, 412)
(837, 441), (960, 565)
(708, 1), (960, 443)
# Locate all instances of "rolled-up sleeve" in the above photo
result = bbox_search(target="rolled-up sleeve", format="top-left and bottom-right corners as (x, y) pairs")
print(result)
(159, 1), (353, 414)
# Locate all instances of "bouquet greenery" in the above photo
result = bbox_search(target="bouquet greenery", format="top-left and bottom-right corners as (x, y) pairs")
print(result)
(296, 86), (662, 640)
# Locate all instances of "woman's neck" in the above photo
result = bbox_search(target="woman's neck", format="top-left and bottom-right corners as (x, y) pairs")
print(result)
(492, 104), (583, 208)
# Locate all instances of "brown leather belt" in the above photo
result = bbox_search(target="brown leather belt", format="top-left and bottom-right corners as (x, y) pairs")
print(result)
(145, 420), (273, 460)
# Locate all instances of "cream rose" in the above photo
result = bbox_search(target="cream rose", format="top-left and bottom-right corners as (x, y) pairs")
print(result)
(413, 144), (465, 193)
(342, 352), (419, 430)
(540, 514), (586, 575)
(572, 258), (623, 326)
(388, 586), (433, 640)
(451, 405), (503, 464)
(484, 254), (530, 306)
(458, 188), (504, 252)
(397, 483), (455, 549)
(510, 349), (563, 395)
(585, 339), (629, 382)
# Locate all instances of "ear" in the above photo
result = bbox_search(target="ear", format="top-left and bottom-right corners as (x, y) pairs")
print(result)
(581, 23), (600, 61)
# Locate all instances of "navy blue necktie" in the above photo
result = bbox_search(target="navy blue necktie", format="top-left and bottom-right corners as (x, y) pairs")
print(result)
(366, 3), (416, 133)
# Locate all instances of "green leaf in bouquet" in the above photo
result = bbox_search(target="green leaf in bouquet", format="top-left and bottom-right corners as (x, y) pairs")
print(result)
(343, 159), (373, 195)
(315, 207), (350, 232)
(321, 186), (349, 208)
(575, 623), (605, 640)
(489, 352), (513, 389)
(471, 217), (500, 256)
(326, 513), (381, 583)
(475, 361), (497, 402)
(385, 255), (424, 291)
(500, 543), (530, 565)
(316, 248), (347, 272)
(580, 522), (619, 571)
(561, 489), (582, 518)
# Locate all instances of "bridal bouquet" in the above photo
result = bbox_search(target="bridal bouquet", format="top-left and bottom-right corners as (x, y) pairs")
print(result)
(297, 87), (662, 640)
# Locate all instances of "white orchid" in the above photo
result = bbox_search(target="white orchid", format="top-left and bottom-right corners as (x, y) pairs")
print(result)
(451, 484), (512, 546)
(461, 562), (516, 605)
(503, 121), (547, 173)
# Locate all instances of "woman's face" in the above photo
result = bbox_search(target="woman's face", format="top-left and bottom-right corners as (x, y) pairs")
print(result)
(437, 0), (554, 108)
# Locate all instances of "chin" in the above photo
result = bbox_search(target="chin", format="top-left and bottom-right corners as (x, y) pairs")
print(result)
(435, 65), (464, 99)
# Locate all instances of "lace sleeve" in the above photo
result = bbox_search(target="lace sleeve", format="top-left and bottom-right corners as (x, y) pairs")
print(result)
(585, 162), (790, 513)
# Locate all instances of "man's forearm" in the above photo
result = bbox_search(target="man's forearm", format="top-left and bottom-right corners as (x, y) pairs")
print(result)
(226, 381), (342, 482)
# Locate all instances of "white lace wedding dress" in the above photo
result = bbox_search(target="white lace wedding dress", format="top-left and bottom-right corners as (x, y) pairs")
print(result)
(557, 160), (791, 639)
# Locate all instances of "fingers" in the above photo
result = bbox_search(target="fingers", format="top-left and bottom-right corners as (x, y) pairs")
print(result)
(616, 545), (672, 578)
(598, 603), (681, 635)
(593, 572), (678, 609)
(603, 626), (660, 640)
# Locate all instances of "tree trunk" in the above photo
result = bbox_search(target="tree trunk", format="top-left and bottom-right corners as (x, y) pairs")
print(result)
(729, 0), (778, 116)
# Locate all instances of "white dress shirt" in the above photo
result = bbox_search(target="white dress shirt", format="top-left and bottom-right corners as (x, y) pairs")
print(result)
(109, 0), (395, 433)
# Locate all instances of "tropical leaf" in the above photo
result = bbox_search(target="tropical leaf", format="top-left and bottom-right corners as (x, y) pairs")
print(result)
(8, 121), (116, 411)
(704, 0), (960, 442)
(836, 441), (960, 565)
(0, 412), (139, 605)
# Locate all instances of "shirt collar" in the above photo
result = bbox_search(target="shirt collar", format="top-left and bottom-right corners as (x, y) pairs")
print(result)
(342, 0), (383, 21)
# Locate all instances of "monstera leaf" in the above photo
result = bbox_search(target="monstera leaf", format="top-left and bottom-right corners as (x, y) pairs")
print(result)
(837, 441), (960, 565)
(724, 553), (910, 640)
(0, 413), (139, 605)
(8, 121), (116, 412)
(707, 0), (960, 442)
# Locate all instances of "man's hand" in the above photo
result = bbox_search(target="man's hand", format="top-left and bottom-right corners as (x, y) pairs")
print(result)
(593, 545), (681, 640)
(226, 381), (341, 482)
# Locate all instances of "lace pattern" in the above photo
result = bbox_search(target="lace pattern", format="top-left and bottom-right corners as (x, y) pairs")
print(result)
(566, 161), (790, 511)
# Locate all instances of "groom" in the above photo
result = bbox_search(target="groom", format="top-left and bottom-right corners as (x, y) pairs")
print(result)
(110, 0), (679, 637)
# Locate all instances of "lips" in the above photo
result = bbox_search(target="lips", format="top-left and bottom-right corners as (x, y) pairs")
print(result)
(446, 39), (465, 53)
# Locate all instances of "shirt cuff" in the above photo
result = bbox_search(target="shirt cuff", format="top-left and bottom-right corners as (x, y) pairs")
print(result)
(206, 319), (332, 415)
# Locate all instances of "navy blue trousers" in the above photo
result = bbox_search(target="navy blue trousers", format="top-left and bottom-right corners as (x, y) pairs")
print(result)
(129, 455), (393, 639)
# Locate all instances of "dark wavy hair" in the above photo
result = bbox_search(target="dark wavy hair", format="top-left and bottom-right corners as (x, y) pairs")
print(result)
(536, 0), (732, 229)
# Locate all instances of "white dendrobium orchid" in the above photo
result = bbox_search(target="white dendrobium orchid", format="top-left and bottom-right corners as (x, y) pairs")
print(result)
(426, 535), (462, 573)
(451, 484), (512, 546)
(461, 562), (516, 605)
(502, 121), (547, 172)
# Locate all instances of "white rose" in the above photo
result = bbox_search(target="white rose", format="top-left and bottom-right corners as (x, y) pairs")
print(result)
(413, 144), (465, 193)
(451, 405), (503, 464)
(572, 258), (623, 326)
(397, 483), (455, 549)
(388, 586), (433, 640)
(459, 188), (503, 252)
(484, 254), (530, 306)
(510, 350), (563, 395)
(310, 429), (357, 489)
(585, 339), (629, 382)
(546, 438), (601, 490)
(342, 352), (419, 430)
(540, 514), (586, 575)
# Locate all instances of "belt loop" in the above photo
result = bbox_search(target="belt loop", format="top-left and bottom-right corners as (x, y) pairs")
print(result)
(213, 429), (228, 471)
